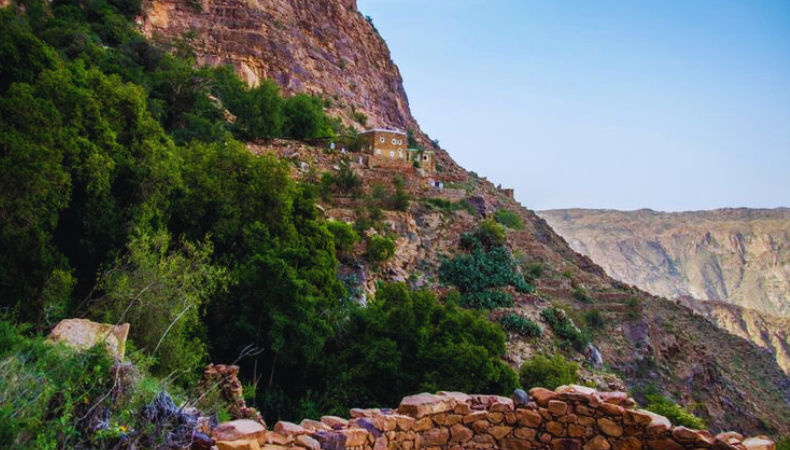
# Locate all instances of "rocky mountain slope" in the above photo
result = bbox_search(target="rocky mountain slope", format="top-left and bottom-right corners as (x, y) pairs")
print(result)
(537, 208), (790, 317)
(140, 0), (423, 137)
(677, 297), (790, 375)
(137, 0), (790, 434)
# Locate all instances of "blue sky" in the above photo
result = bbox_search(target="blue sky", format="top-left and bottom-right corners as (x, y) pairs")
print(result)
(356, 0), (790, 211)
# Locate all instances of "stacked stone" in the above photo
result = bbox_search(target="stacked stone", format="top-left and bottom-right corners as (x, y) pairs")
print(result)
(198, 364), (265, 424)
(207, 386), (776, 450)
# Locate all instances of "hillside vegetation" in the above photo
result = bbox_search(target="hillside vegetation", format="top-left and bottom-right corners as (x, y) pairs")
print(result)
(1, 0), (790, 447)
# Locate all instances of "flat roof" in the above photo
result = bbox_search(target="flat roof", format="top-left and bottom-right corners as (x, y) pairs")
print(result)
(361, 128), (407, 136)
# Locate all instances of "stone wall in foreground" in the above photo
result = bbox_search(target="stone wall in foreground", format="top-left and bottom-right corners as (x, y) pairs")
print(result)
(210, 385), (775, 450)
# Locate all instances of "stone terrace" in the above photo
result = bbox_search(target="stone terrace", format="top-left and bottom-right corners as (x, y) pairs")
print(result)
(209, 385), (776, 450)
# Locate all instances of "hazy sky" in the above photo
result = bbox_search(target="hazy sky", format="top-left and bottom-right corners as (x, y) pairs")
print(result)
(356, 0), (790, 211)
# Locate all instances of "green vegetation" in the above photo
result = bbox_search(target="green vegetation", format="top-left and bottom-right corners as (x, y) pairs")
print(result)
(366, 235), (397, 263)
(320, 284), (518, 412)
(327, 220), (360, 253)
(0, 0), (526, 433)
(642, 385), (706, 429)
(439, 223), (533, 309)
(421, 198), (477, 215)
(500, 313), (542, 338)
(522, 262), (545, 283)
(494, 209), (523, 230)
(541, 307), (590, 351)
(518, 354), (579, 391)
(572, 287), (593, 303)
(583, 309), (605, 330)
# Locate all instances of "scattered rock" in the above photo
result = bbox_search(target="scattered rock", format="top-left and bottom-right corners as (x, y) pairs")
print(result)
(48, 318), (129, 359)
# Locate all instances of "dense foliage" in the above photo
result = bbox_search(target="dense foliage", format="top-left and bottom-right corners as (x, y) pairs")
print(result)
(540, 307), (590, 351)
(518, 354), (579, 391)
(0, 0), (520, 433)
(319, 284), (518, 412)
(642, 386), (706, 429)
(499, 313), (542, 338)
(440, 223), (533, 309)
(494, 209), (523, 230)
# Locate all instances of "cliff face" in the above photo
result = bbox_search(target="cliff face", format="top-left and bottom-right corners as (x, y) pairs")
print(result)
(537, 208), (790, 317)
(140, 0), (421, 135)
(678, 297), (790, 375)
(137, 3), (790, 434)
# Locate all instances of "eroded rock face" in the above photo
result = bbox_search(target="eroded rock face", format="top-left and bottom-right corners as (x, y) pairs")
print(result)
(140, 0), (421, 136)
(537, 208), (790, 317)
(48, 318), (129, 359)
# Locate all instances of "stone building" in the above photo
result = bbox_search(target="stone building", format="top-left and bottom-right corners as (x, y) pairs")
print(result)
(408, 149), (436, 174)
(361, 128), (410, 169)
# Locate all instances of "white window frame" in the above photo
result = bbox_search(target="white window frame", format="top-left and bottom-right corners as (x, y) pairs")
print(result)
(376, 149), (381, 155)
(379, 137), (385, 143)
(390, 151), (395, 158)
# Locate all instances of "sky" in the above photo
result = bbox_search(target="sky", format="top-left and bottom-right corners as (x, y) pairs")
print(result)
(356, 0), (790, 211)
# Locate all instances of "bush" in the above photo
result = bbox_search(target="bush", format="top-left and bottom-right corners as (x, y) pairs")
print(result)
(334, 163), (361, 194)
(320, 284), (518, 413)
(494, 209), (523, 230)
(519, 354), (579, 391)
(90, 231), (228, 381)
(366, 235), (396, 263)
(541, 307), (589, 351)
(327, 221), (359, 253)
(643, 386), (706, 429)
(475, 219), (506, 248)
(422, 198), (476, 215)
(439, 246), (533, 310)
(572, 287), (593, 304)
(583, 309), (605, 330)
(500, 313), (542, 338)
(522, 262), (545, 282)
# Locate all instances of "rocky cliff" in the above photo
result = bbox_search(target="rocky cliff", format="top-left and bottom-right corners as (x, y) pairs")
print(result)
(677, 298), (790, 375)
(136, 2), (790, 434)
(140, 0), (422, 136)
(537, 208), (790, 317)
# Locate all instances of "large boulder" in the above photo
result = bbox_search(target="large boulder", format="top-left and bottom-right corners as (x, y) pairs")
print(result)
(212, 419), (267, 444)
(48, 318), (129, 359)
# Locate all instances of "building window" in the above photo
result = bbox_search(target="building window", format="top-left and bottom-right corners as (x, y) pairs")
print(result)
(398, 150), (403, 158)
(379, 137), (385, 143)
(397, 139), (402, 145)
(423, 155), (429, 161)
(391, 139), (396, 145)
(390, 151), (395, 158)
(376, 149), (381, 155)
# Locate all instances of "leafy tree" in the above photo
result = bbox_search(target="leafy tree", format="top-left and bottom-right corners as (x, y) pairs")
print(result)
(326, 221), (360, 253)
(89, 231), (228, 380)
(319, 284), (518, 413)
(366, 235), (396, 264)
(519, 354), (579, 390)
(283, 93), (330, 139)
(231, 80), (284, 140)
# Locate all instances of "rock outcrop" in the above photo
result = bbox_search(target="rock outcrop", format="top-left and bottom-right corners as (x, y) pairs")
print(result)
(210, 387), (776, 450)
(140, 0), (421, 137)
(48, 318), (130, 359)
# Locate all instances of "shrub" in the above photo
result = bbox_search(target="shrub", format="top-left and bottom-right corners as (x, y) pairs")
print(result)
(327, 221), (359, 253)
(494, 209), (523, 230)
(522, 262), (544, 282)
(541, 307), (590, 351)
(583, 309), (605, 330)
(352, 111), (367, 126)
(643, 386), (706, 429)
(90, 231), (228, 381)
(439, 246), (533, 310)
(626, 296), (643, 320)
(500, 313), (542, 338)
(476, 219), (506, 248)
(366, 235), (396, 263)
(335, 163), (361, 194)
(391, 176), (410, 212)
(572, 287), (593, 304)
(422, 198), (476, 215)
(519, 354), (579, 391)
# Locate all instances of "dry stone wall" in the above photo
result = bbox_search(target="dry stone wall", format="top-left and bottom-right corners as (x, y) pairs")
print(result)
(210, 385), (775, 450)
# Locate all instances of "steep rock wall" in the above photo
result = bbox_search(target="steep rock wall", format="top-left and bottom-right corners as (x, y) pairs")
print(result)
(140, 0), (420, 135)
(537, 208), (790, 317)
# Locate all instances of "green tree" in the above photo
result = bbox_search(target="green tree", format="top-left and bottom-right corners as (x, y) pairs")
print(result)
(283, 93), (330, 139)
(519, 354), (579, 390)
(90, 231), (227, 380)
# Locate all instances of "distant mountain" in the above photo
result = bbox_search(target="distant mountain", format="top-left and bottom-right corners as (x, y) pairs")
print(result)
(538, 208), (790, 317)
